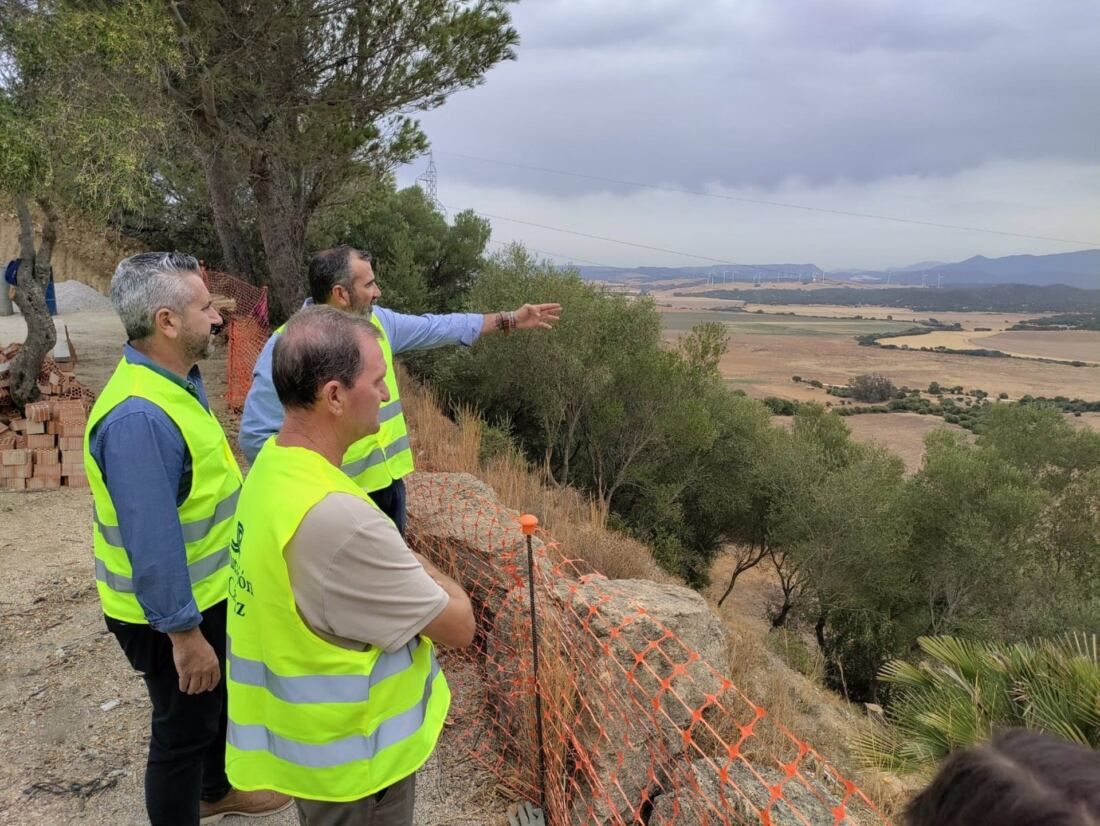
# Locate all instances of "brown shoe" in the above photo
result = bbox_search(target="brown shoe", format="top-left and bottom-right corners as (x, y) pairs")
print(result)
(200, 788), (294, 823)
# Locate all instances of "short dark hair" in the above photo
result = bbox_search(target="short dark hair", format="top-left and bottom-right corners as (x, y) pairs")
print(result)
(272, 306), (380, 409)
(905, 729), (1100, 826)
(307, 245), (372, 304)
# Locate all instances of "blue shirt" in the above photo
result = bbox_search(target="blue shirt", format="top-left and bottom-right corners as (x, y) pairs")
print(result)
(89, 345), (210, 633)
(238, 304), (483, 463)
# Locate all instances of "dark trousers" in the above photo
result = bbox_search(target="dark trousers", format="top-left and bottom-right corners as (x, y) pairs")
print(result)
(107, 601), (231, 826)
(295, 774), (416, 826)
(368, 477), (407, 536)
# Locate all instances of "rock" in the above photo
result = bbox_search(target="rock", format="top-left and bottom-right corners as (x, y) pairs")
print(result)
(558, 577), (731, 825)
(406, 472), (552, 602)
(650, 759), (863, 825)
(98, 699), (120, 712)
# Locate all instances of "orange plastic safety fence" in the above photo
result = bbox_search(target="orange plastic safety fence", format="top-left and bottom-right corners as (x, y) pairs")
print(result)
(200, 267), (269, 412)
(405, 474), (888, 826)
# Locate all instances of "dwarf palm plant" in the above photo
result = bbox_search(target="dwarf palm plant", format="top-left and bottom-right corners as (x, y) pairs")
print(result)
(853, 634), (1100, 775)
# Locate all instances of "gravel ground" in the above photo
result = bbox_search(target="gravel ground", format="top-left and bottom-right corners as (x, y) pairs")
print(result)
(54, 281), (114, 314)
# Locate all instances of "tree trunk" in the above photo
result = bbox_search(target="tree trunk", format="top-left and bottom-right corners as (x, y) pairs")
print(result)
(250, 154), (307, 321)
(716, 540), (769, 608)
(197, 143), (259, 283)
(770, 596), (794, 628)
(10, 196), (59, 409)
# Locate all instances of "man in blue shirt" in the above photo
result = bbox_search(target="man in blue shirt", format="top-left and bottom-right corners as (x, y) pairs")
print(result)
(89, 252), (291, 825)
(240, 245), (560, 532)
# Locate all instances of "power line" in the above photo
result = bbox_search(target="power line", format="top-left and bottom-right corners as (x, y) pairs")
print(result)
(446, 204), (819, 281)
(438, 150), (1100, 248)
(485, 239), (616, 269)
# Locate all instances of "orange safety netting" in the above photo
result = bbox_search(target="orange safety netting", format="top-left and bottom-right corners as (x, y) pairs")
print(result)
(200, 267), (269, 411)
(405, 474), (887, 826)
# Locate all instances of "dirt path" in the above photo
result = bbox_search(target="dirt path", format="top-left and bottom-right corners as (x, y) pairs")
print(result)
(0, 310), (499, 825)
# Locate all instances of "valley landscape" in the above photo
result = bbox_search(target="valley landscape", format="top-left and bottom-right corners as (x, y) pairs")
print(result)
(589, 254), (1100, 470)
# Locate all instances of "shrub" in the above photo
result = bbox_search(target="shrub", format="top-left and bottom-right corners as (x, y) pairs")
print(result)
(849, 373), (898, 403)
(853, 635), (1100, 776)
(763, 396), (799, 416)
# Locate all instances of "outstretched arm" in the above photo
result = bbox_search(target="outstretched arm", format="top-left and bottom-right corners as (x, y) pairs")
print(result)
(479, 303), (562, 336)
(378, 303), (562, 355)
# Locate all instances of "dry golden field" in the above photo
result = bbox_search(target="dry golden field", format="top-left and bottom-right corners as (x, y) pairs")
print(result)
(658, 298), (1100, 465)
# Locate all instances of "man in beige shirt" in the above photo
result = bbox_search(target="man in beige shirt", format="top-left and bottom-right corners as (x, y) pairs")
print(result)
(228, 306), (474, 826)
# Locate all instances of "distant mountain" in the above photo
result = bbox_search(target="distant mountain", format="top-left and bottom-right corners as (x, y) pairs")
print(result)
(888, 260), (947, 273)
(920, 251), (1100, 289)
(576, 263), (822, 284)
(574, 250), (1099, 290)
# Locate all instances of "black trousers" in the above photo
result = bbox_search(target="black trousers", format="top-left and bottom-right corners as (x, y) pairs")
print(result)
(368, 477), (408, 536)
(107, 600), (231, 826)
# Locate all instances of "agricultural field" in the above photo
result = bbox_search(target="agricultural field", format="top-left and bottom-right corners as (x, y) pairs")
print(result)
(658, 309), (916, 338)
(885, 328), (1100, 364)
(658, 301), (1100, 465)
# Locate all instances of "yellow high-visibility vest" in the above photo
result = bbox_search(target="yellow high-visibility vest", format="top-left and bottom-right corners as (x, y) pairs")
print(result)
(225, 439), (449, 801)
(84, 358), (242, 623)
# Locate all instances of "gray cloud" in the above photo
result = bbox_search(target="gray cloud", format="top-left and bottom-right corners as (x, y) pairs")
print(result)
(398, 1), (1099, 268)
(412, 0), (1098, 189)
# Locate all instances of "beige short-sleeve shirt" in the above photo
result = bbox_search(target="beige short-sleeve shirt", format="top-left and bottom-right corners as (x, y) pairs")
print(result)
(284, 493), (448, 653)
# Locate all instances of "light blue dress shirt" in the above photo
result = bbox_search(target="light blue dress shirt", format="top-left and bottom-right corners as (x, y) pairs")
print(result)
(238, 304), (483, 463)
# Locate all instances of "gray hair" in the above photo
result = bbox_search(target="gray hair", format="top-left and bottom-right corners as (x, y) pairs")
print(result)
(110, 252), (201, 341)
(273, 306), (380, 409)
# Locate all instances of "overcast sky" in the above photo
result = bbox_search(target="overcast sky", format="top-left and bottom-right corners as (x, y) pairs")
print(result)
(396, 0), (1100, 271)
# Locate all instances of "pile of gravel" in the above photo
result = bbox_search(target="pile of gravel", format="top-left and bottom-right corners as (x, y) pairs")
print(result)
(55, 280), (113, 313)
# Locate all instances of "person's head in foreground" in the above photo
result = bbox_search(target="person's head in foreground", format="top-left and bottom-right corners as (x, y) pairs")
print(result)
(904, 729), (1100, 826)
(272, 305), (389, 443)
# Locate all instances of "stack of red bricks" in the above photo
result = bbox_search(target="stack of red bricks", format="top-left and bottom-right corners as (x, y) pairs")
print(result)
(0, 342), (85, 404)
(0, 399), (89, 491)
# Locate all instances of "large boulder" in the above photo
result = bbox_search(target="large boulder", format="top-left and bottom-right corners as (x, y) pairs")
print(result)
(557, 576), (731, 824)
(649, 759), (864, 825)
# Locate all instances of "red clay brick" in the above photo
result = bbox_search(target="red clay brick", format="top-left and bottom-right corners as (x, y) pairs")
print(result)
(27, 476), (60, 490)
(61, 450), (83, 464)
(1, 463), (33, 479)
(58, 436), (84, 451)
(24, 420), (46, 435)
(63, 475), (89, 488)
(56, 421), (87, 438)
(33, 448), (60, 465)
(61, 462), (85, 477)
(2, 477), (26, 490)
(26, 402), (50, 422)
(1, 448), (28, 466)
(26, 434), (56, 449)
(10, 418), (27, 433)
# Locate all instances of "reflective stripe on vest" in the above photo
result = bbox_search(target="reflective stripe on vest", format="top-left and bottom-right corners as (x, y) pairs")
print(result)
(270, 313), (414, 492)
(228, 659), (441, 769)
(225, 440), (448, 802)
(84, 359), (243, 623)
